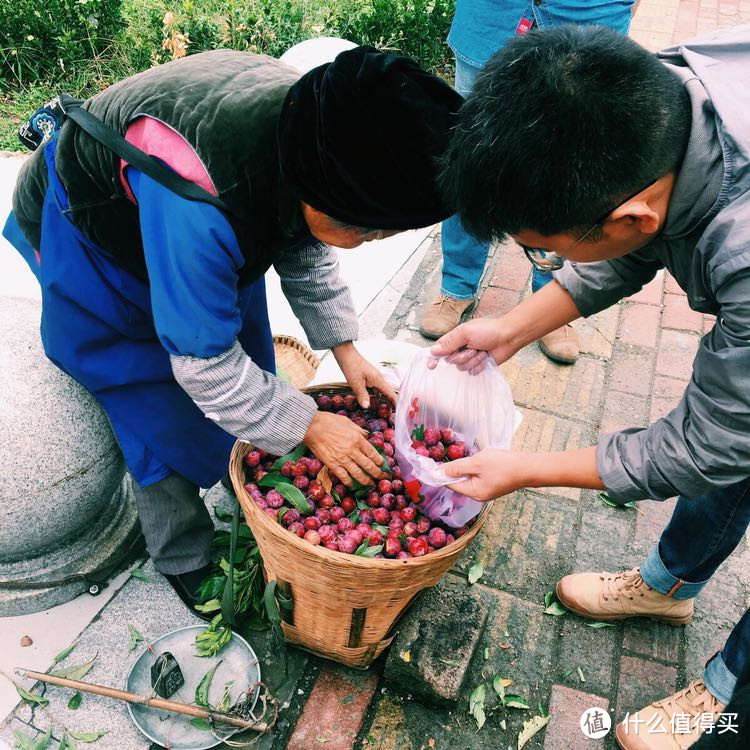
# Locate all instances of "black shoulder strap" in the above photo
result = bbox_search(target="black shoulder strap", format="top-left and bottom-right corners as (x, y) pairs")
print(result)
(59, 93), (240, 220)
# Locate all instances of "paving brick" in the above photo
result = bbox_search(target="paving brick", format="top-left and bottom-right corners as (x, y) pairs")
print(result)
(664, 273), (685, 296)
(608, 344), (655, 397)
(500, 345), (605, 425)
(616, 655), (677, 715)
(573, 493), (638, 573)
(383, 574), (491, 706)
(650, 375), (688, 422)
(625, 273), (664, 306)
(703, 314), (716, 335)
(576, 305), (620, 359)
(491, 245), (532, 292)
(619, 303), (661, 348)
(544, 685), (609, 750)
(481, 590), (558, 694)
(475, 491), (580, 602)
(475, 286), (521, 318)
(622, 619), (683, 663)
(656, 330), (700, 381)
(512, 407), (595, 501)
(360, 694), (411, 750)
(662, 293), (704, 333)
(600, 390), (649, 434)
(557, 618), (618, 697)
(633, 497), (677, 548)
(287, 664), (378, 750)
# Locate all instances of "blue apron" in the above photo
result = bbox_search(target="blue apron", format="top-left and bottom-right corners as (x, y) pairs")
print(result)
(3, 135), (275, 488)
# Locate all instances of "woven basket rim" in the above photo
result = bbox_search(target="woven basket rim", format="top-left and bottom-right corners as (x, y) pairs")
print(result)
(229, 381), (492, 570)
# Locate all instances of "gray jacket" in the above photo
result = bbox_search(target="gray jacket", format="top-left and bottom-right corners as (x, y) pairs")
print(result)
(554, 26), (750, 503)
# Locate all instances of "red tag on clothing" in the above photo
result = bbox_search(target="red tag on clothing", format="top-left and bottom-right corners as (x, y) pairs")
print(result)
(516, 17), (533, 35)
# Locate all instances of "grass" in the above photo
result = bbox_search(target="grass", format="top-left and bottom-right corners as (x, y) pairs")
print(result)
(0, 0), (455, 152)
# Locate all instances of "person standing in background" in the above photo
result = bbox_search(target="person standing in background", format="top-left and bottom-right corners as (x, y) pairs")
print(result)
(420, 0), (639, 365)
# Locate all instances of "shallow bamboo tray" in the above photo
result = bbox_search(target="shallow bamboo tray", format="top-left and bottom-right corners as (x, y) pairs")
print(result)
(229, 382), (492, 668)
(273, 335), (320, 389)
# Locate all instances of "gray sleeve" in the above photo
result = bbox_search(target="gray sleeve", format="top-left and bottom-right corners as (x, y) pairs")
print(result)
(170, 339), (317, 455)
(553, 252), (664, 318)
(597, 270), (750, 503)
(274, 241), (359, 350)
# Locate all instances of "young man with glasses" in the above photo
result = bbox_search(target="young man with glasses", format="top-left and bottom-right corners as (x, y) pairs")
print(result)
(433, 24), (750, 750)
(419, 0), (640, 365)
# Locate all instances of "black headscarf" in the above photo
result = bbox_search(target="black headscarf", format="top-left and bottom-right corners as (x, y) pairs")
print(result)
(277, 45), (463, 230)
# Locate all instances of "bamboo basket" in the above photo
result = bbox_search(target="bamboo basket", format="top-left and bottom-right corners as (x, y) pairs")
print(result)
(273, 335), (320, 389)
(229, 382), (492, 668)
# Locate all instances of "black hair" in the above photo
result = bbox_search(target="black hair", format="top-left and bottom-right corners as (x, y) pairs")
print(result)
(439, 25), (691, 242)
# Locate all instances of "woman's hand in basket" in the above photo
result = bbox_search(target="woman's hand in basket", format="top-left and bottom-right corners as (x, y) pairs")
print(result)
(303, 411), (387, 487)
(332, 342), (397, 408)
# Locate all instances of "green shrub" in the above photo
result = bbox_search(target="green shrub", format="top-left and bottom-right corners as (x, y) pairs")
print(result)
(0, 0), (124, 87)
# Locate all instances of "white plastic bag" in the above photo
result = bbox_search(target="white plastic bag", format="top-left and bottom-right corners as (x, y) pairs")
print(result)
(394, 349), (515, 528)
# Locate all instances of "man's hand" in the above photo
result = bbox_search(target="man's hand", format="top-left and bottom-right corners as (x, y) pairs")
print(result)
(431, 318), (518, 372)
(444, 445), (605, 501)
(332, 342), (397, 408)
(303, 411), (386, 487)
(443, 448), (526, 501)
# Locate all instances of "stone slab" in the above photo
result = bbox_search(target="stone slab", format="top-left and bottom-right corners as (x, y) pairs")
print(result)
(383, 574), (491, 706)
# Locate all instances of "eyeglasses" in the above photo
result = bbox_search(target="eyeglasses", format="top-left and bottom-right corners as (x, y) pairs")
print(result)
(519, 178), (658, 273)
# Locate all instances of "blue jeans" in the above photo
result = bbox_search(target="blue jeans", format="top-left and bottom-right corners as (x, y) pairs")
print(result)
(440, 57), (550, 299)
(640, 478), (750, 705)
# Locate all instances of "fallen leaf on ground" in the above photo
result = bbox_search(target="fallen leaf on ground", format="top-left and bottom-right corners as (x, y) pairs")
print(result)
(467, 562), (484, 585)
(49, 655), (97, 681)
(517, 714), (550, 749)
(16, 686), (48, 708)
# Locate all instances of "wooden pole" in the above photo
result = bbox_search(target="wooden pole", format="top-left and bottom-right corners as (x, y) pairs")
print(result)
(15, 669), (269, 732)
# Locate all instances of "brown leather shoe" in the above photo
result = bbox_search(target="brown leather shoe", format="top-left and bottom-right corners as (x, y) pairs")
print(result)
(538, 323), (579, 363)
(615, 680), (724, 749)
(419, 294), (475, 339)
(556, 568), (694, 626)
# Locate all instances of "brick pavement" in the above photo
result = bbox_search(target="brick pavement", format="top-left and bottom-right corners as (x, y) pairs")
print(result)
(275, 4), (750, 749)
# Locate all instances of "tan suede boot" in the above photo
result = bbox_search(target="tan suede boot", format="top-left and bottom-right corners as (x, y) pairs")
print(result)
(615, 680), (724, 750)
(556, 568), (694, 625)
(419, 294), (475, 339)
(539, 323), (579, 363)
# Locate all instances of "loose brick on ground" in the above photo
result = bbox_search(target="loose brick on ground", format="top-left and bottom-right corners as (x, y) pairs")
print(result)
(600, 390), (650, 434)
(491, 243), (532, 292)
(622, 619), (683, 664)
(608, 344), (655, 397)
(557, 618), (618, 697)
(475, 286), (521, 318)
(287, 664), (378, 750)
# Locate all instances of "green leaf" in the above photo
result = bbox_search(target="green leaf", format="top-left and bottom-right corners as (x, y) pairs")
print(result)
(219, 681), (234, 712)
(68, 692), (82, 710)
(270, 445), (306, 472)
(58, 733), (75, 750)
(503, 694), (531, 710)
(492, 675), (505, 701)
(538, 702), (549, 718)
(12, 729), (52, 750)
(577, 666), (586, 683)
(623, 500), (639, 508)
(467, 562), (484, 585)
(360, 544), (383, 558)
(189, 718), (212, 731)
(544, 590), (554, 608)
(543, 592), (568, 616)
(16, 686), (49, 708)
(585, 621), (615, 628)
(194, 598), (222, 613)
(130, 568), (151, 582)
(53, 641), (77, 664)
(372, 523), (389, 535)
(473, 704), (486, 730)
(67, 732), (106, 743)
(517, 714), (550, 749)
(276, 483), (312, 515)
(469, 683), (486, 714)
(127, 624), (143, 651)
(214, 506), (234, 522)
(195, 661), (222, 708)
(354, 540), (370, 556)
(49, 655), (97, 681)
(599, 492), (618, 507)
(258, 472), (293, 488)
